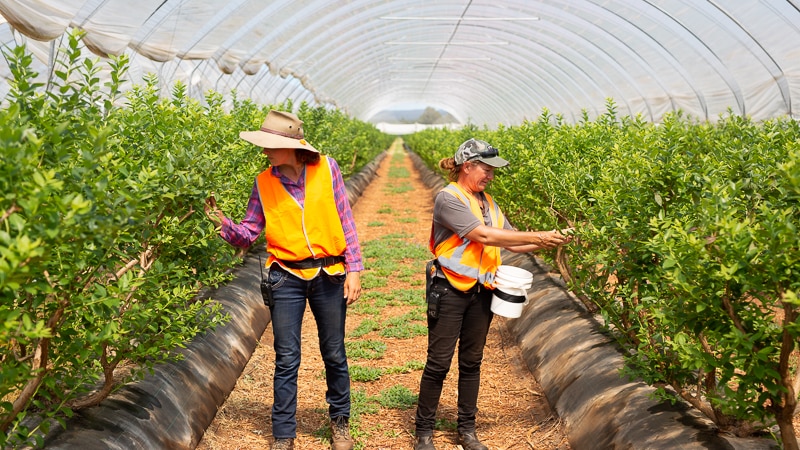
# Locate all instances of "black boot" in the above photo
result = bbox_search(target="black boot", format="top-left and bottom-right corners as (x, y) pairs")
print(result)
(414, 434), (435, 450)
(457, 431), (488, 450)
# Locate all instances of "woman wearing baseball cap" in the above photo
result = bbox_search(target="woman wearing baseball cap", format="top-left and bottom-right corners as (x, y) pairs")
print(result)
(414, 138), (572, 450)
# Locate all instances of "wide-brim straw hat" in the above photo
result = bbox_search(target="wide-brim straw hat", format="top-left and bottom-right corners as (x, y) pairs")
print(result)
(239, 110), (319, 152)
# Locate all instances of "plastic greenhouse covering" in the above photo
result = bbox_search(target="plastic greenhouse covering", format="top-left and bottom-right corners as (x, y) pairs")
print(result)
(0, 0), (799, 128)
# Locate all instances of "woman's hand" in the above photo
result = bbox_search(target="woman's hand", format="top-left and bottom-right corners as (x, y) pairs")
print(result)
(467, 224), (574, 253)
(344, 271), (362, 305)
(204, 193), (225, 228)
(538, 228), (574, 248)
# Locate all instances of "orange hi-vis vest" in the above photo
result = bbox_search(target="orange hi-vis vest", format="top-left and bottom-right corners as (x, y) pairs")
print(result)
(430, 182), (505, 291)
(256, 156), (346, 280)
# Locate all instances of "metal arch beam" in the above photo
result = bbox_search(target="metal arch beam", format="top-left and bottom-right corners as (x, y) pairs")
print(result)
(336, 81), (499, 124)
(248, 2), (461, 96)
(360, 88), (465, 124)
(191, 0), (652, 121)
(173, 0), (250, 59)
(210, 0), (294, 65)
(258, 0), (404, 67)
(214, 71), (243, 98)
(114, 0), (511, 122)
(321, 49), (549, 126)
(72, 0), (113, 27)
(133, 0), (676, 118)
(641, 0), (745, 116)
(337, 56), (559, 126)
(291, 90), (316, 107)
(524, 2), (661, 121)
(133, 1), (600, 123)
(456, 22), (611, 120)
(4, 0), (798, 126)
(292, 21), (572, 124)
(492, 0), (713, 121)
(445, 42), (585, 124)
(594, 1), (705, 118)
(233, 0), (365, 70)
(483, 21), (636, 118)
(707, 0), (792, 116)
(284, 0), (652, 117)
(462, 16), (644, 119)
(286, 0), (652, 118)
(505, 0), (705, 119)
(516, 0), (699, 118)
(238, 70), (308, 108)
(127, 0), (186, 58)
(762, 1), (800, 117)
(285, 79), (313, 103)
(245, 71), (271, 100)
(266, 2), (580, 123)
(271, 78), (302, 106)
(318, 39), (576, 122)
(338, 78), (512, 125)
(261, 73), (310, 106)
(235, 65), (267, 94)
(242, 70), (273, 103)
(225, 1), (564, 123)
(300, 38), (449, 113)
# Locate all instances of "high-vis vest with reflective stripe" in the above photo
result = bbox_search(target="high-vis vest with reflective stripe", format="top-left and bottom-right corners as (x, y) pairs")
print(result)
(430, 182), (505, 291)
(256, 157), (346, 280)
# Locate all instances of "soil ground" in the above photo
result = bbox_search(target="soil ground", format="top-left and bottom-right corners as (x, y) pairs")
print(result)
(196, 140), (571, 449)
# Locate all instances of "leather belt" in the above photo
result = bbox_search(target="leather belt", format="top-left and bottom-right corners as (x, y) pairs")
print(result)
(462, 283), (483, 294)
(279, 255), (345, 270)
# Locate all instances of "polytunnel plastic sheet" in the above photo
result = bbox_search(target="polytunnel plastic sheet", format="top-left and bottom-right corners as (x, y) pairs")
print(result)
(1, 0), (799, 127)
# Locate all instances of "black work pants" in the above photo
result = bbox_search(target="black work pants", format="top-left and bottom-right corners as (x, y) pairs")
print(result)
(415, 281), (493, 435)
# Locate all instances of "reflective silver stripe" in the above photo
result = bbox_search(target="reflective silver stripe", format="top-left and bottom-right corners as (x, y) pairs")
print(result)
(437, 184), (496, 285)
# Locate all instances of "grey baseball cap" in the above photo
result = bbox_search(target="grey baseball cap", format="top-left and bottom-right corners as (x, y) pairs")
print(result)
(454, 138), (509, 167)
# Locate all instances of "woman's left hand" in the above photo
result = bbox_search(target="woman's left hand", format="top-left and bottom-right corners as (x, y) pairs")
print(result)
(344, 271), (362, 305)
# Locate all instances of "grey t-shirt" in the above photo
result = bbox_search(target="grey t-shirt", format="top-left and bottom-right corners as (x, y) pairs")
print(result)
(431, 189), (513, 249)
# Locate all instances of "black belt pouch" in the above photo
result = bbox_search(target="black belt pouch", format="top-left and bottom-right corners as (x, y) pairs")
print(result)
(425, 260), (443, 319)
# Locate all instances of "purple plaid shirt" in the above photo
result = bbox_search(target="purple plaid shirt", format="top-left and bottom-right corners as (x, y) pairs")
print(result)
(219, 156), (364, 273)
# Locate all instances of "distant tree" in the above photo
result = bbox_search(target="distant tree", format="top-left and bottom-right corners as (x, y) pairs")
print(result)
(435, 112), (458, 124)
(417, 106), (442, 124)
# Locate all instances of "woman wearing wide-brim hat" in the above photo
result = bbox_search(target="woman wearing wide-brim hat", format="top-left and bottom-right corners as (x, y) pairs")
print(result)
(204, 110), (362, 450)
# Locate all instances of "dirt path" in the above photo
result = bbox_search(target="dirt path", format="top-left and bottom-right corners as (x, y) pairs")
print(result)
(196, 139), (571, 450)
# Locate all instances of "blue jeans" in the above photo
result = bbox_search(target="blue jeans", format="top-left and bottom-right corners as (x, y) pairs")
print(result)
(415, 280), (493, 435)
(267, 265), (350, 439)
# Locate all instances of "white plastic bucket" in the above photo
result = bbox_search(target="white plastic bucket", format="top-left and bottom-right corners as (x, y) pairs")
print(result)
(491, 286), (527, 318)
(494, 265), (533, 290)
(495, 274), (532, 290)
(491, 266), (533, 318)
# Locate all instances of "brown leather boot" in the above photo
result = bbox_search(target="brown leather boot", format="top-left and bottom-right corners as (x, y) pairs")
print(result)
(331, 416), (354, 450)
(271, 438), (294, 450)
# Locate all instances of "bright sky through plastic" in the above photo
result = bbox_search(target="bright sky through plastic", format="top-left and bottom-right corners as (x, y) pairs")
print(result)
(0, 1), (798, 127)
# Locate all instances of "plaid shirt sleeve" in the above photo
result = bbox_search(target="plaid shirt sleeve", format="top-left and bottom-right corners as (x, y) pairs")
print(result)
(328, 157), (364, 272)
(219, 180), (265, 248)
